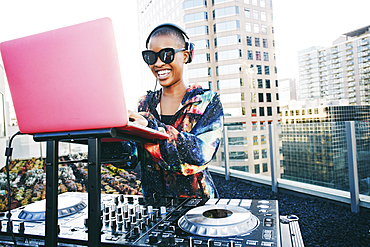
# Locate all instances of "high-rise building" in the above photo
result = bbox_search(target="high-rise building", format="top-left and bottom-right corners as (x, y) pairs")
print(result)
(137, 0), (280, 175)
(280, 100), (370, 193)
(297, 25), (370, 105)
(278, 78), (296, 106)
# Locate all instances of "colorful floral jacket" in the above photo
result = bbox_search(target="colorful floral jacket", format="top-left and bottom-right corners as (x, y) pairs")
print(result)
(102, 84), (224, 199)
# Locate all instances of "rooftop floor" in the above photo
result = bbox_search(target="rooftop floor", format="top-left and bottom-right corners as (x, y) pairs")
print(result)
(212, 173), (370, 247)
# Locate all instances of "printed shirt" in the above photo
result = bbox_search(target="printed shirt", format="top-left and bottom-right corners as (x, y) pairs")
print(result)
(137, 84), (224, 199)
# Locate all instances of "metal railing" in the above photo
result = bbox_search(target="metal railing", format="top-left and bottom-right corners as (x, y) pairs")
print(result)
(215, 121), (370, 213)
(4, 121), (370, 213)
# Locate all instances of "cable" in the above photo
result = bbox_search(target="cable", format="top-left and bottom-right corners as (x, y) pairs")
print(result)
(4, 131), (25, 247)
(154, 79), (158, 92)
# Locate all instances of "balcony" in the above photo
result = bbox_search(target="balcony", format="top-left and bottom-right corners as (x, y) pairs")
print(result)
(331, 48), (339, 54)
(361, 39), (369, 45)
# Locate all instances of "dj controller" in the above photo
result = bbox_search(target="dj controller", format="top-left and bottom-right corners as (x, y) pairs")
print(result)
(0, 192), (303, 247)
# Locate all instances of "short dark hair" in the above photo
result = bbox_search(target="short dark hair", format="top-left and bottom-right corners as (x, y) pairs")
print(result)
(148, 26), (186, 48)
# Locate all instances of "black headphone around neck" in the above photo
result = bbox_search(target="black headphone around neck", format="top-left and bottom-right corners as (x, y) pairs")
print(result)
(145, 23), (194, 64)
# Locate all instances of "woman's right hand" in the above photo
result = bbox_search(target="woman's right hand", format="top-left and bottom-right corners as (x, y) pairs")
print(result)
(128, 110), (148, 127)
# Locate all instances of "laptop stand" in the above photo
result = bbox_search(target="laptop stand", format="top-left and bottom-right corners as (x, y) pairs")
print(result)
(33, 128), (151, 247)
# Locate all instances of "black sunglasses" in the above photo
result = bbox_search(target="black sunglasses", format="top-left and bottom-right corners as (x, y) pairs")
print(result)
(142, 48), (185, 65)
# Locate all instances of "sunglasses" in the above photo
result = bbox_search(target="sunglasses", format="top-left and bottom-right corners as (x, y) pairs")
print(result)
(142, 48), (185, 65)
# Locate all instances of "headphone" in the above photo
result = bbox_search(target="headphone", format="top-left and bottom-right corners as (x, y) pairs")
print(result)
(145, 23), (194, 64)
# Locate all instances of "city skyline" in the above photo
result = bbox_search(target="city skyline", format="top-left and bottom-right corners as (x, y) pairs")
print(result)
(0, 0), (370, 107)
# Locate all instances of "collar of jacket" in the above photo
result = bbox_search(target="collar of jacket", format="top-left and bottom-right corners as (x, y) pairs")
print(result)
(147, 84), (206, 117)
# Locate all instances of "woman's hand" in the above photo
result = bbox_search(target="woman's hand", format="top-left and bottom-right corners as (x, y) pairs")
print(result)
(128, 110), (148, 127)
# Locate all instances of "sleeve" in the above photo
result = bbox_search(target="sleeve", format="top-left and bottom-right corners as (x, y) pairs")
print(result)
(141, 92), (224, 176)
(101, 141), (139, 169)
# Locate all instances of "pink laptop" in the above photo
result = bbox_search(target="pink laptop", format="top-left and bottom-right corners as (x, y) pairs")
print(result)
(0, 18), (168, 140)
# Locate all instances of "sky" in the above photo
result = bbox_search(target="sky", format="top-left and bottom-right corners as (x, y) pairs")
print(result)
(0, 0), (370, 109)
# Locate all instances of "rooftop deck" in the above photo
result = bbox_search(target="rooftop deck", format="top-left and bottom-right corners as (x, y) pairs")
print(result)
(212, 173), (370, 247)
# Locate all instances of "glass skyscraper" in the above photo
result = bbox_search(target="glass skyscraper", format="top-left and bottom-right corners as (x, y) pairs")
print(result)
(281, 104), (370, 195)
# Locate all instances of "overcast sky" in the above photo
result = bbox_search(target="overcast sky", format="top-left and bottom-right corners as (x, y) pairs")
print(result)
(0, 0), (369, 109)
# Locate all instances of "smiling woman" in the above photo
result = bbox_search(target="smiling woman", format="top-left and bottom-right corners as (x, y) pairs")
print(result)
(102, 23), (224, 199)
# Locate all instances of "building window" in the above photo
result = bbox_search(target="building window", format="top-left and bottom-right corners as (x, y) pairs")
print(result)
(275, 80), (278, 87)
(276, 93), (279, 100)
(252, 121), (257, 131)
(213, 6), (239, 19)
(266, 93), (271, 102)
(264, 52), (269, 61)
(228, 151), (248, 160)
(186, 25), (209, 35)
(258, 93), (264, 102)
(261, 135), (266, 144)
(257, 65), (262, 74)
(263, 163), (268, 172)
(262, 149), (267, 158)
(258, 79), (263, 88)
(183, 0), (207, 9)
(229, 137), (247, 146)
(251, 107), (257, 117)
(217, 64), (242, 75)
(267, 107), (272, 116)
(260, 107), (265, 116)
(262, 25), (267, 34)
(265, 65), (270, 75)
(247, 36), (252, 46)
(188, 67), (209, 78)
(218, 78), (242, 89)
(192, 53), (210, 63)
(246, 22), (251, 32)
(252, 0), (258, 6)
(253, 136), (258, 146)
(250, 78), (256, 88)
(215, 35), (241, 47)
(213, 0), (237, 4)
(260, 121), (266, 130)
(245, 8), (251, 18)
(192, 39), (210, 49)
(261, 11), (266, 21)
(248, 50), (253, 60)
(255, 37), (260, 47)
(265, 79), (270, 88)
(251, 92), (256, 102)
(253, 10), (259, 19)
(263, 38), (268, 48)
(184, 11), (208, 23)
(214, 20), (240, 33)
(256, 51), (261, 60)
(260, 0), (266, 7)
(254, 23), (260, 33)
(255, 164), (260, 174)
(215, 49), (242, 61)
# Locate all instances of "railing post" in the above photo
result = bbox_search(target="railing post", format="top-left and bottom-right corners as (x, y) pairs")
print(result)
(223, 126), (230, 181)
(345, 121), (360, 213)
(269, 124), (278, 193)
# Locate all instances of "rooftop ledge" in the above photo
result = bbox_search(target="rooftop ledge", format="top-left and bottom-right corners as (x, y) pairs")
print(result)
(208, 165), (370, 209)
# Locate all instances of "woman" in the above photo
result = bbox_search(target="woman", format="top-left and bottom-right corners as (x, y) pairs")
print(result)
(104, 24), (224, 199)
